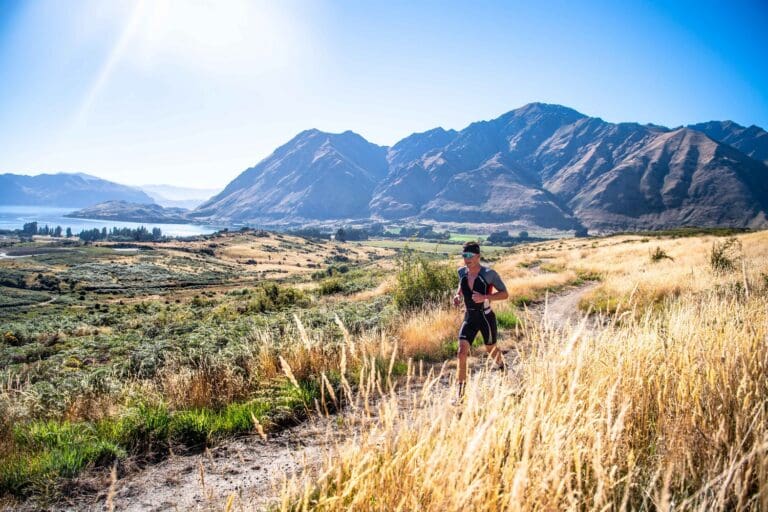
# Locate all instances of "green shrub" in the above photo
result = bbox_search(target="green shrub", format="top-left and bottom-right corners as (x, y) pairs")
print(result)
(318, 278), (344, 295)
(392, 252), (455, 311)
(246, 283), (310, 312)
(512, 295), (533, 307)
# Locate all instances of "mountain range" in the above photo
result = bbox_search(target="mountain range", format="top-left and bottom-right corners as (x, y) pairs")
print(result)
(190, 103), (768, 232)
(4, 104), (767, 233)
(0, 172), (154, 207)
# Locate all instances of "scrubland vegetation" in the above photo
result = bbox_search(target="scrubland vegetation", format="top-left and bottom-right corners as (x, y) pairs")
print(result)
(1, 228), (766, 510)
(0, 231), (398, 500)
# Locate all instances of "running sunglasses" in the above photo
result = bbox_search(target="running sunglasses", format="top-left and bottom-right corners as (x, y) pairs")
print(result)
(461, 252), (477, 258)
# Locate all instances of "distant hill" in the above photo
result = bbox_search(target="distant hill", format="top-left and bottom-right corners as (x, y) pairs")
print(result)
(191, 103), (768, 232)
(0, 172), (154, 207)
(139, 184), (220, 209)
(65, 201), (191, 224)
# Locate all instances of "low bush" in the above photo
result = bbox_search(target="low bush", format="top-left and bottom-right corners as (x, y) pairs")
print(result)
(709, 236), (741, 273)
(392, 253), (455, 311)
(495, 309), (518, 329)
(649, 246), (673, 262)
(318, 278), (344, 296)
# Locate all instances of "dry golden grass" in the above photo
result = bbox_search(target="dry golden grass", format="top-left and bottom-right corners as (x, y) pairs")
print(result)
(572, 231), (768, 313)
(396, 306), (462, 359)
(272, 230), (768, 511)
(347, 275), (396, 301)
(278, 294), (768, 511)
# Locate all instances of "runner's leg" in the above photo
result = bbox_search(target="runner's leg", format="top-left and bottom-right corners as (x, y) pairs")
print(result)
(457, 339), (471, 396)
(482, 311), (504, 367)
(457, 318), (478, 397)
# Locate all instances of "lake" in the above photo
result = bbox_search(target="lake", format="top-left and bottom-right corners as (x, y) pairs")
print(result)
(0, 206), (224, 237)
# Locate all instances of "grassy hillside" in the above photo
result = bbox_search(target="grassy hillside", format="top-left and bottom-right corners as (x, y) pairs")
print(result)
(277, 230), (768, 511)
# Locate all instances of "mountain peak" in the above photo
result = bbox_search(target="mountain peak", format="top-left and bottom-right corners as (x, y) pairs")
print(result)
(509, 102), (587, 119)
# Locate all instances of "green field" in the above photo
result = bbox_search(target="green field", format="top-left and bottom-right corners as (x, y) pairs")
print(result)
(355, 238), (508, 255)
(447, 233), (487, 242)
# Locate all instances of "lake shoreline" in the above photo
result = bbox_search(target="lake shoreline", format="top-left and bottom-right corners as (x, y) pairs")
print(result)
(0, 205), (224, 237)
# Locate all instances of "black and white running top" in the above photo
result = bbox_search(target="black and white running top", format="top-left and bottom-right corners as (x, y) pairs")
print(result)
(458, 266), (507, 313)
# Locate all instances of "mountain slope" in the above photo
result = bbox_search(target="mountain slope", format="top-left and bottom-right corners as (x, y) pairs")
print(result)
(191, 130), (388, 223)
(563, 128), (768, 230)
(0, 173), (154, 207)
(371, 103), (587, 228)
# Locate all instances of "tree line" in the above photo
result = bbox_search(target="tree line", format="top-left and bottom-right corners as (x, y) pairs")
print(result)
(20, 221), (163, 242)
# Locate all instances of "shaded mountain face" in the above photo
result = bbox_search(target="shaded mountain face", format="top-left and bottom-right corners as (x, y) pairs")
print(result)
(193, 103), (768, 231)
(556, 128), (768, 230)
(191, 130), (388, 222)
(372, 103), (587, 228)
(688, 121), (768, 164)
(0, 173), (154, 207)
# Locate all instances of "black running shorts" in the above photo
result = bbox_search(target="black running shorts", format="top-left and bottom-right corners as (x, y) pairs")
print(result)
(458, 309), (497, 346)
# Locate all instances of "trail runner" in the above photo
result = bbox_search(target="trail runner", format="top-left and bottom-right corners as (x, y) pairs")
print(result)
(452, 241), (508, 402)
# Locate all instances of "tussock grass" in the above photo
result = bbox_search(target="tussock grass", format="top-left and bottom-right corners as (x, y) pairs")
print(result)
(396, 306), (462, 360)
(551, 231), (768, 314)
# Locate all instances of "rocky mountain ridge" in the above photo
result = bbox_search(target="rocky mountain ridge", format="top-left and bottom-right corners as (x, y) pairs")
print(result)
(192, 103), (768, 232)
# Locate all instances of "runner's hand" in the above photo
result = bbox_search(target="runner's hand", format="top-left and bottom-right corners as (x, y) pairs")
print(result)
(452, 294), (461, 307)
(472, 292), (486, 304)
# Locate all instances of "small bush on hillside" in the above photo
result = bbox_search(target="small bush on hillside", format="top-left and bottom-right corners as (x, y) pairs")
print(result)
(318, 278), (344, 295)
(244, 283), (310, 312)
(650, 246), (674, 262)
(709, 237), (742, 273)
(393, 252), (455, 311)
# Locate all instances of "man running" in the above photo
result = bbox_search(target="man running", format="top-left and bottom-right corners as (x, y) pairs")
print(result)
(452, 241), (508, 401)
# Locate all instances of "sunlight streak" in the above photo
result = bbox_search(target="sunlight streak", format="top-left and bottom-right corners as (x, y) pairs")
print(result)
(69, 0), (148, 131)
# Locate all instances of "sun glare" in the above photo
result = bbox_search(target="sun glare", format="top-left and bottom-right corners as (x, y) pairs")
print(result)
(133, 0), (302, 73)
(65, 0), (307, 139)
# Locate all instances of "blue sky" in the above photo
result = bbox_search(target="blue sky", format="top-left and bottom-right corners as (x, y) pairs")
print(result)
(1, 0), (766, 189)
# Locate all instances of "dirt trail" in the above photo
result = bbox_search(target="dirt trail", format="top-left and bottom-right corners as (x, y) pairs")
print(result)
(532, 282), (599, 330)
(28, 282), (599, 512)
